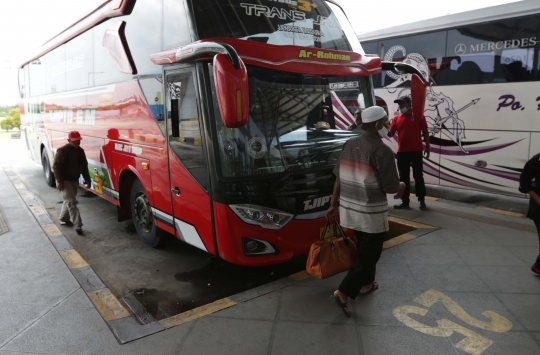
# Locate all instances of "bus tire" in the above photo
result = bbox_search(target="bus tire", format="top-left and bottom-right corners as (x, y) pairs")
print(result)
(130, 179), (167, 248)
(41, 149), (56, 187)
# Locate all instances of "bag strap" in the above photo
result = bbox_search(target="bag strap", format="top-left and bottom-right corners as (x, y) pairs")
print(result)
(334, 219), (353, 246)
(319, 217), (331, 241)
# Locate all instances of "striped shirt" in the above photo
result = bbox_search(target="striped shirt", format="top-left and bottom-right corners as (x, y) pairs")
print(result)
(334, 132), (400, 233)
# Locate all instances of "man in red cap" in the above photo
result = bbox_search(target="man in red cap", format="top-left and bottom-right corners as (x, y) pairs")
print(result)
(52, 131), (91, 235)
(388, 96), (431, 210)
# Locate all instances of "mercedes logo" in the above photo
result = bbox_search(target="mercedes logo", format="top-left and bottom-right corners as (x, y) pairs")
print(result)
(455, 43), (467, 56)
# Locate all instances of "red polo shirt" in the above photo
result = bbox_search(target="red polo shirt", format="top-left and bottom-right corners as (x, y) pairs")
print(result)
(390, 113), (428, 152)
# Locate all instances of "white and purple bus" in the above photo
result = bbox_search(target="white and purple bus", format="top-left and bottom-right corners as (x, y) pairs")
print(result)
(358, 0), (540, 197)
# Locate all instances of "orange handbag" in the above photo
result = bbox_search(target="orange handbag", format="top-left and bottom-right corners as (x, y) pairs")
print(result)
(306, 217), (357, 279)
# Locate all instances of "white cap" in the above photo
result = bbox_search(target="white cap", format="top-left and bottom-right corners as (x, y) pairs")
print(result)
(361, 106), (387, 123)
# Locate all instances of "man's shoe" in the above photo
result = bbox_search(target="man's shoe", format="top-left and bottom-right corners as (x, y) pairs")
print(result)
(75, 228), (83, 235)
(394, 203), (410, 209)
(60, 221), (74, 226)
(419, 201), (427, 210)
(531, 264), (540, 276)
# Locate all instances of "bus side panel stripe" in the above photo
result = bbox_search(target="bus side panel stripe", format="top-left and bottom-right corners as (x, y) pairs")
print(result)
(174, 219), (208, 253)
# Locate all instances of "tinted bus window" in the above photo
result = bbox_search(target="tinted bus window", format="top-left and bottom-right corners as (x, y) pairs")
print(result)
(124, 0), (163, 75)
(191, 0), (353, 51)
(93, 22), (131, 86)
(444, 15), (540, 85)
(29, 57), (46, 97)
(163, 0), (193, 49)
(46, 46), (66, 94)
(66, 31), (94, 91)
(376, 31), (447, 88)
(167, 71), (207, 189)
(361, 41), (378, 56)
(19, 67), (25, 99)
(139, 76), (166, 136)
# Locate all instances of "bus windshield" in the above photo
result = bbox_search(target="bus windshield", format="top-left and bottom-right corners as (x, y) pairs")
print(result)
(192, 0), (361, 52)
(209, 65), (369, 178)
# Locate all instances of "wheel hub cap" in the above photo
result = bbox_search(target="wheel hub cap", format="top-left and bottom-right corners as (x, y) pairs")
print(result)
(134, 194), (153, 232)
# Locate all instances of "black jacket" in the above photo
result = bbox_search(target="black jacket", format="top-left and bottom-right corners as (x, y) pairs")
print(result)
(519, 153), (540, 220)
(52, 143), (91, 183)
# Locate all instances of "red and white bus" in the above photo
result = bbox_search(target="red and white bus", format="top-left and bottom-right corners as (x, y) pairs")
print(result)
(19, 0), (426, 266)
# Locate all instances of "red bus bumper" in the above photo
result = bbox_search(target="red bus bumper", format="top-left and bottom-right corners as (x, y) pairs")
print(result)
(213, 202), (333, 266)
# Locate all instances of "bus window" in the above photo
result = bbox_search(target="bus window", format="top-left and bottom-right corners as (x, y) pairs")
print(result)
(209, 64), (364, 178)
(19, 67), (25, 99)
(139, 76), (166, 136)
(444, 15), (539, 85)
(93, 21), (131, 86)
(191, 0), (354, 51)
(46, 45), (66, 94)
(65, 30), (94, 91)
(123, 0), (162, 75)
(378, 31), (447, 88)
(163, 0), (193, 49)
(23, 65), (30, 99)
(29, 57), (46, 97)
(361, 41), (378, 57)
(166, 70), (207, 189)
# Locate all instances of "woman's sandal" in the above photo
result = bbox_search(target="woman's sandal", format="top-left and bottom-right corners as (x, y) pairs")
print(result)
(330, 295), (351, 317)
(359, 282), (379, 295)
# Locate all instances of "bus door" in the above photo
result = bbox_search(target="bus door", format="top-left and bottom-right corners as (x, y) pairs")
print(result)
(164, 67), (215, 255)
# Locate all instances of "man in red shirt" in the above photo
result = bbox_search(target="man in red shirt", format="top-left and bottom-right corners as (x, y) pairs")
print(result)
(388, 96), (431, 210)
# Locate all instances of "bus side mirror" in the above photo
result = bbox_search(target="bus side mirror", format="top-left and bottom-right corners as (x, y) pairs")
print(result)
(410, 74), (426, 119)
(213, 53), (249, 128)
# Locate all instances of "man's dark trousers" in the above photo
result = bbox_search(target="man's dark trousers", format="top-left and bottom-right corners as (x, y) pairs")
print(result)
(338, 230), (385, 300)
(397, 151), (426, 205)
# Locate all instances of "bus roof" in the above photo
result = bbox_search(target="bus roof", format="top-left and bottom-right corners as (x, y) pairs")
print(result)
(356, 0), (540, 42)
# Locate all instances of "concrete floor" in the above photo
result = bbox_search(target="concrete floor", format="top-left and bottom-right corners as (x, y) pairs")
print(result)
(1, 138), (539, 354)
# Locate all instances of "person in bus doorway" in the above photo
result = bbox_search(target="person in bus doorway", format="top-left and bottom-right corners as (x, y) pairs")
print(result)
(518, 153), (540, 275)
(52, 131), (92, 235)
(387, 96), (431, 210)
(347, 108), (364, 131)
(326, 106), (405, 317)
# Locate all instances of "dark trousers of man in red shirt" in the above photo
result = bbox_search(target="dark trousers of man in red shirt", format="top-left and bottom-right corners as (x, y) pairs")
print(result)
(397, 151), (426, 205)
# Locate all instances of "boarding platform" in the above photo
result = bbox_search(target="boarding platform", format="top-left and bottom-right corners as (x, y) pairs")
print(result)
(0, 161), (539, 354)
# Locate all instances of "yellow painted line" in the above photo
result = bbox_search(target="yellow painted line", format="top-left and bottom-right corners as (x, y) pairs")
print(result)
(476, 206), (523, 218)
(394, 305), (493, 355)
(410, 193), (439, 201)
(394, 289), (513, 355)
(414, 289), (512, 333)
(383, 233), (417, 249)
(14, 183), (26, 189)
(159, 298), (236, 328)
(20, 192), (34, 201)
(42, 223), (62, 237)
(289, 270), (311, 281)
(29, 206), (46, 216)
(58, 249), (89, 269)
(388, 216), (436, 229)
(87, 288), (130, 321)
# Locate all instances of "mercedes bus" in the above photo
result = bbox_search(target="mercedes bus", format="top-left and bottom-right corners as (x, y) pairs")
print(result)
(358, 0), (540, 197)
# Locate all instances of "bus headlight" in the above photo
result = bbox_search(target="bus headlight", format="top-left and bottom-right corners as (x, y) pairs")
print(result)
(230, 204), (293, 230)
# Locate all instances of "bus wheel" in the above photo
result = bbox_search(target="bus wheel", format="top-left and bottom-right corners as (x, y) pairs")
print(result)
(41, 149), (56, 187)
(130, 179), (167, 248)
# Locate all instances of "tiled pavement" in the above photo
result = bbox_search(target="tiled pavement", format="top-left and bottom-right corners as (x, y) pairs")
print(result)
(0, 164), (539, 355)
